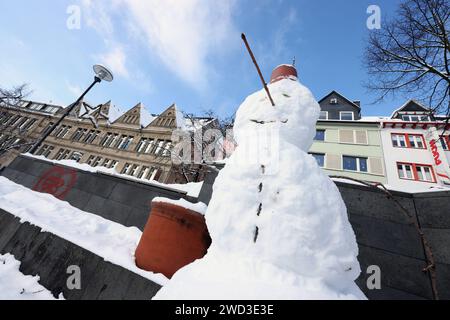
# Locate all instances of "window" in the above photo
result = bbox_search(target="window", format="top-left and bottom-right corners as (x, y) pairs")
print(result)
(0, 113), (13, 124)
(310, 153), (325, 167)
(318, 111), (328, 120)
(330, 98), (338, 104)
(391, 133), (425, 149)
(147, 167), (159, 181)
(397, 162), (435, 183)
(440, 136), (450, 150)
(129, 164), (139, 177)
(72, 128), (87, 142)
(54, 125), (72, 138)
(92, 157), (103, 167)
(117, 136), (133, 150)
(144, 139), (156, 153)
(121, 163), (131, 174)
(154, 140), (166, 155)
(70, 151), (84, 163)
(136, 138), (148, 153)
(314, 129), (325, 141)
(162, 142), (173, 157)
(100, 133), (118, 147)
(8, 115), (21, 127)
(21, 118), (37, 131)
(55, 149), (71, 161)
(408, 134), (425, 149)
(83, 130), (100, 144)
(110, 160), (118, 170)
(102, 158), (118, 169)
(35, 144), (54, 157)
(343, 156), (368, 172)
(14, 117), (28, 129)
(86, 155), (96, 166)
(401, 114), (431, 122)
(340, 112), (354, 121)
(137, 166), (149, 179)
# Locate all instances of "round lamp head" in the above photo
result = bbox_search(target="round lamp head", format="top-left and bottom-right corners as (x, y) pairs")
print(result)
(93, 64), (114, 82)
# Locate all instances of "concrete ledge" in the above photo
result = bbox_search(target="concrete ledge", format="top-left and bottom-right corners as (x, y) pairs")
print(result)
(0, 209), (161, 300)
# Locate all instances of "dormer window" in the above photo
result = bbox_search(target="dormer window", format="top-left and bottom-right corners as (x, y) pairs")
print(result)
(330, 98), (338, 105)
(340, 111), (354, 121)
(401, 115), (430, 122)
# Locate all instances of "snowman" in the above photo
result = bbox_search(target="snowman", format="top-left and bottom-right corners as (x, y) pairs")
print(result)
(154, 65), (366, 300)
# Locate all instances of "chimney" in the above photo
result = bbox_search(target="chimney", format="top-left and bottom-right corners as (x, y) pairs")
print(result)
(270, 64), (298, 84)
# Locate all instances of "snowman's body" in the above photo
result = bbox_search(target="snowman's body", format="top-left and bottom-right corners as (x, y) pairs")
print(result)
(154, 77), (366, 300)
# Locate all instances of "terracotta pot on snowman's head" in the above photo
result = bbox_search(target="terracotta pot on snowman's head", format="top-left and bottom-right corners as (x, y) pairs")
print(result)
(270, 64), (298, 84)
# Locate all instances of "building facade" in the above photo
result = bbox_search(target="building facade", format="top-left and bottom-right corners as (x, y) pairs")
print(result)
(310, 91), (387, 184)
(379, 100), (450, 191)
(0, 99), (216, 184)
(310, 91), (450, 191)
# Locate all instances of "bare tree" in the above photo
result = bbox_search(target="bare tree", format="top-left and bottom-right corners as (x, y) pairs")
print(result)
(0, 84), (33, 155)
(168, 110), (235, 183)
(0, 84), (30, 107)
(365, 0), (450, 116)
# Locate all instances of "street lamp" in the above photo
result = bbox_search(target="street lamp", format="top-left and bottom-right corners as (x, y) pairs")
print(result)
(29, 65), (113, 154)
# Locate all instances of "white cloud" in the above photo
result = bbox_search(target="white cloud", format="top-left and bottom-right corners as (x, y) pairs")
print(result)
(66, 81), (82, 97)
(95, 46), (129, 79)
(82, 0), (238, 89)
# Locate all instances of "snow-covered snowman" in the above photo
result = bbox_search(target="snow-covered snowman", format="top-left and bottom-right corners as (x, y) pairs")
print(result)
(154, 65), (366, 300)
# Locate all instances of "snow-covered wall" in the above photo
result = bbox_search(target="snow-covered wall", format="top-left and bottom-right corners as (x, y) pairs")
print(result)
(0, 155), (192, 230)
(0, 209), (161, 299)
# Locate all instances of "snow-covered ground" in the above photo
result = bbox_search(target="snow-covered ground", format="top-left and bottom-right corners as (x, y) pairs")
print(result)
(0, 176), (169, 286)
(0, 253), (63, 300)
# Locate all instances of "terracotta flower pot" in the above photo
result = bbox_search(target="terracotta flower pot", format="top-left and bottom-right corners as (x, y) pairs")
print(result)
(270, 64), (298, 84)
(135, 201), (211, 279)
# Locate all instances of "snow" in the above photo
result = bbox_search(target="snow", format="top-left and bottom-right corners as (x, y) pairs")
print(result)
(331, 177), (450, 194)
(140, 105), (156, 127)
(0, 176), (169, 286)
(359, 116), (390, 122)
(154, 77), (366, 300)
(152, 197), (208, 215)
(174, 104), (187, 130)
(108, 103), (125, 123)
(0, 253), (63, 300)
(22, 153), (203, 198)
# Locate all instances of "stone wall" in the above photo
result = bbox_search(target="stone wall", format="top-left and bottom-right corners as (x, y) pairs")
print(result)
(0, 209), (161, 300)
(1, 155), (192, 230)
(200, 170), (450, 300)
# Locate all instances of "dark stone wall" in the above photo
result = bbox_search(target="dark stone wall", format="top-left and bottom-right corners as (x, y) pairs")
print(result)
(199, 169), (450, 300)
(0, 209), (161, 300)
(1, 155), (192, 230)
(1, 155), (449, 300)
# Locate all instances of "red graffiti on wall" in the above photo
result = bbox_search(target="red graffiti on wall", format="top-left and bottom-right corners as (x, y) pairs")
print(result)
(33, 166), (78, 200)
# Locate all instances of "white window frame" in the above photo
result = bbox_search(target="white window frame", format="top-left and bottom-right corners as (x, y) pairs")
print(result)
(342, 155), (368, 173)
(339, 111), (354, 121)
(319, 111), (328, 120)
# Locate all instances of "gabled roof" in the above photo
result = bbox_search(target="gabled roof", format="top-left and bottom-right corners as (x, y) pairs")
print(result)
(146, 104), (180, 129)
(318, 90), (361, 110)
(390, 100), (431, 119)
(112, 103), (144, 127)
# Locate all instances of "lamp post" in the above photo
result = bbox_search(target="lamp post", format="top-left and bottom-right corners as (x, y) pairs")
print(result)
(29, 65), (114, 155)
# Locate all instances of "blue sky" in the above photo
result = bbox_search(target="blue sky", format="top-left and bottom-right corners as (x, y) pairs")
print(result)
(0, 0), (405, 118)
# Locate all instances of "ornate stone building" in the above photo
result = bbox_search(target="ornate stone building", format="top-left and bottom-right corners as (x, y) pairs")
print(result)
(0, 99), (216, 184)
